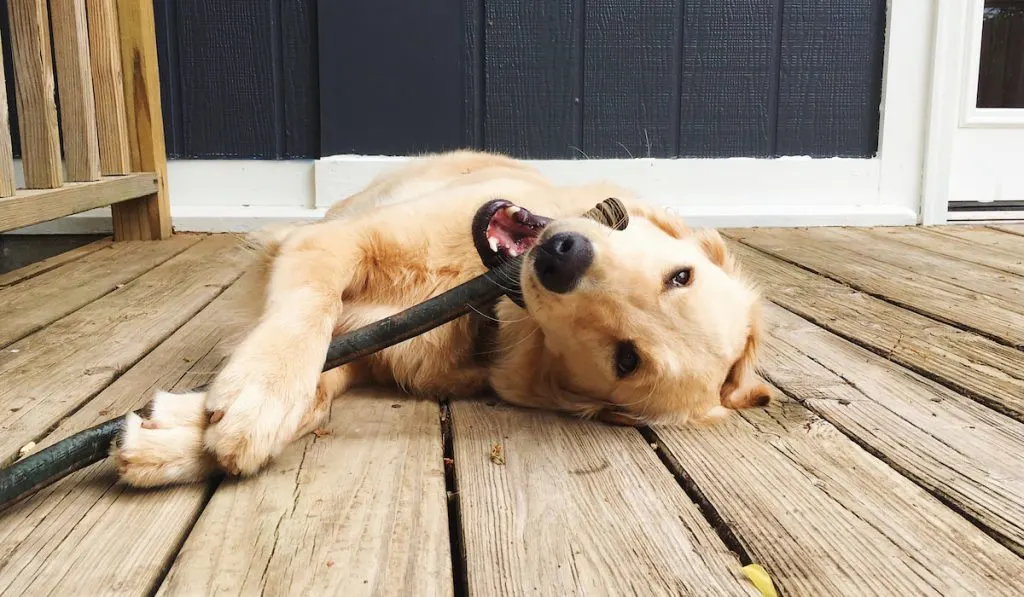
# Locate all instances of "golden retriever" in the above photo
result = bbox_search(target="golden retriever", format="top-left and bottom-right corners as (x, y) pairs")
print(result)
(112, 150), (770, 487)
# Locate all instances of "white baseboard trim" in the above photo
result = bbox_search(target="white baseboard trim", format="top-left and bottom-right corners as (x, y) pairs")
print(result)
(4, 156), (923, 234)
(8, 203), (916, 235)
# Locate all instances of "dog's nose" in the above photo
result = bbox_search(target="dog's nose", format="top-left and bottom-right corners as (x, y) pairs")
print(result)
(533, 232), (593, 293)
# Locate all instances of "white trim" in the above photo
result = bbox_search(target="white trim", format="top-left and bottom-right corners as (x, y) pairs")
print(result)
(920, 0), (969, 226)
(960, 0), (1024, 128)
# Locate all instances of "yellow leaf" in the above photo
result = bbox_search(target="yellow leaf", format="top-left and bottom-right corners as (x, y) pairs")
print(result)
(742, 564), (778, 597)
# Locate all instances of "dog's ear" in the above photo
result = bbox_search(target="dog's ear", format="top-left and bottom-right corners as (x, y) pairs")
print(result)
(720, 304), (772, 410)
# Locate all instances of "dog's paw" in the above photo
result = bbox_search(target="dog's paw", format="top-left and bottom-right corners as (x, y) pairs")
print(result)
(202, 374), (315, 476)
(111, 391), (215, 488)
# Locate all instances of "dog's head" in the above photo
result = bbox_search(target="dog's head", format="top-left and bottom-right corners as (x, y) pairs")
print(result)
(475, 195), (770, 426)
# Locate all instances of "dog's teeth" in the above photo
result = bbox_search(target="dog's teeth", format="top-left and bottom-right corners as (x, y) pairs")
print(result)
(488, 237), (499, 252)
(505, 206), (521, 215)
(509, 247), (519, 257)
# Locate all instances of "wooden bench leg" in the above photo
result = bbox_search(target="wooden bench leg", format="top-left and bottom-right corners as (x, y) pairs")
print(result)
(111, 0), (170, 241)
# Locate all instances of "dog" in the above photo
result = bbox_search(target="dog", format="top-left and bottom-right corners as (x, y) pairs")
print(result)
(112, 150), (771, 487)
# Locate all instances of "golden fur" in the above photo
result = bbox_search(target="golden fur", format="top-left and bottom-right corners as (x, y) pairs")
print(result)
(112, 150), (770, 487)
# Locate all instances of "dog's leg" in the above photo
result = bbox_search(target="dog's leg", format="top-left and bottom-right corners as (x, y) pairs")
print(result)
(114, 366), (361, 487)
(199, 232), (356, 476)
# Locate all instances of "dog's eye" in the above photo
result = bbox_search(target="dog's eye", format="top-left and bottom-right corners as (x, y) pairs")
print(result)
(614, 341), (640, 378)
(668, 267), (693, 288)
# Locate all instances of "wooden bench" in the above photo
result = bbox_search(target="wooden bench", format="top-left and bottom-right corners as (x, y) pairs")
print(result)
(0, 0), (167, 241)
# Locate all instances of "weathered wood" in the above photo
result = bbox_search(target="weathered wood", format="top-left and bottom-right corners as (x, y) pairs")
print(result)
(867, 226), (1024, 276)
(0, 237), (112, 288)
(989, 224), (1024, 237)
(112, 0), (170, 240)
(728, 228), (1024, 348)
(6, 0), (62, 189)
(934, 225), (1024, 252)
(798, 227), (1024, 308)
(451, 400), (759, 596)
(760, 302), (1024, 555)
(0, 233), (200, 349)
(728, 240), (1024, 420)
(651, 394), (1024, 596)
(50, 0), (102, 182)
(0, 276), (250, 597)
(86, 0), (131, 175)
(0, 173), (158, 233)
(0, 234), (246, 465)
(158, 391), (453, 597)
(0, 30), (15, 197)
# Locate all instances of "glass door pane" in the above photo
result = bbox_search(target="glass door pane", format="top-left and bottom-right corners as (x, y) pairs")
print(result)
(977, 1), (1024, 108)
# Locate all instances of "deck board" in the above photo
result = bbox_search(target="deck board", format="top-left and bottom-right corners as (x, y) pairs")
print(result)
(760, 302), (1024, 555)
(727, 241), (1024, 420)
(868, 227), (1024, 276)
(0, 234), (202, 349)
(728, 228), (1024, 348)
(988, 224), (1024, 237)
(450, 401), (759, 596)
(650, 394), (1024, 596)
(158, 391), (452, 597)
(0, 234), (246, 466)
(0, 272), (250, 596)
(0, 237), (112, 287)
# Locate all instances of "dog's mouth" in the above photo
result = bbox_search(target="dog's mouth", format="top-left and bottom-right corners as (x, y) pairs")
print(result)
(472, 199), (553, 269)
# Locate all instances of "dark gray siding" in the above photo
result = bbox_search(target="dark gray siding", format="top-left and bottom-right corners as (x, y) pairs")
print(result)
(0, 0), (884, 161)
(323, 0), (886, 159)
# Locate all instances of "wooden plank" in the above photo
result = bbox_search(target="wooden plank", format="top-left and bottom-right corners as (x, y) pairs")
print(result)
(989, 224), (1024, 237)
(0, 173), (158, 233)
(651, 394), (1024, 596)
(0, 233), (200, 349)
(679, 0), (776, 157)
(727, 241), (1024, 420)
(0, 234), (246, 465)
(86, 0), (132, 175)
(6, 0), (62, 188)
(582, 0), (678, 157)
(451, 401), (759, 596)
(0, 237), (112, 288)
(934, 225), (1024, 251)
(112, 0), (171, 241)
(50, 0), (102, 182)
(798, 227), (1024, 308)
(776, 0), (884, 156)
(728, 228), (1024, 348)
(867, 226), (1024, 276)
(760, 302), (1024, 555)
(0, 29), (15, 197)
(158, 391), (452, 597)
(0, 276), (251, 597)
(484, 0), (580, 158)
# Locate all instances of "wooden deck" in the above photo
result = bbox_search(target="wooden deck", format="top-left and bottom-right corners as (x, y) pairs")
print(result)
(1, 226), (1023, 596)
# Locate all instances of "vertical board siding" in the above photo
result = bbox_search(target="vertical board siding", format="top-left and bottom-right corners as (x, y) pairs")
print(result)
(153, 0), (318, 159)
(678, 0), (777, 157)
(775, 0), (885, 157)
(316, 0), (463, 156)
(0, 0), (885, 162)
(582, 0), (680, 158)
(482, 0), (581, 159)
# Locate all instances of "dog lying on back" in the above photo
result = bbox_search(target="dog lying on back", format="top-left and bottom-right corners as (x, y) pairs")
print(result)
(113, 150), (771, 487)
